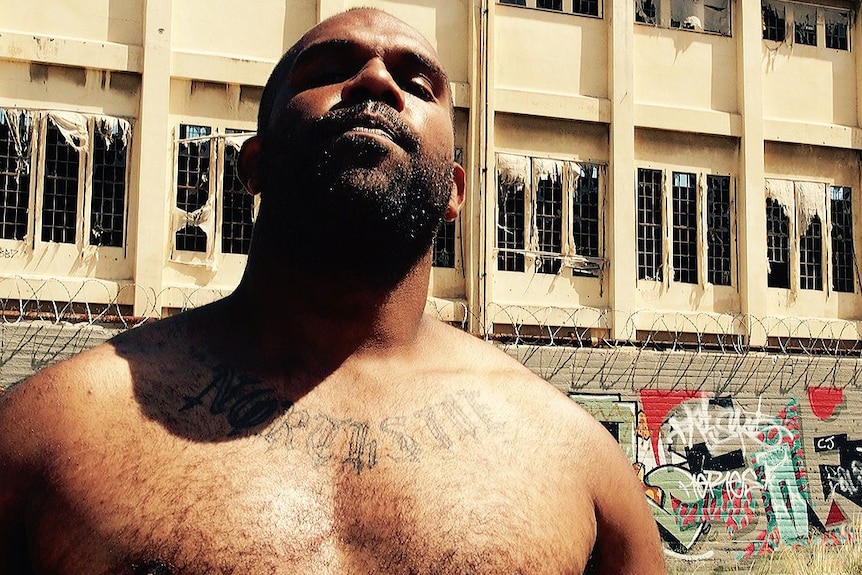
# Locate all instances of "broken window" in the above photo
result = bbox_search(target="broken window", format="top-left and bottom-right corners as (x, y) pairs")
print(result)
(534, 164), (564, 274)
(830, 186), (854, 293)
(497, 156), (527, 272)
(762, 1), (786, 42)
(90, 120), (128, 248)
(703, 0), (730, 35)
(799, 214), (823, 290)
(536, 0), (562, 10)
(573, 164), (600, 259)
(573, 0), (599, 16)
(496, 154), (604, 276)
(42, 120), (80, 244)
(793, 4), (816, 46)
(672, 172), (697, 284)
(636, 0), (658, 24)
(766, 197), (791, 288)
(0, 110), (32, 241)
(637, 168), (663, 281)
(220, 129), (254, 255)
(706, 175), (732, 286)
(825, 8), (850, 50)
(176, 124), (211, 253)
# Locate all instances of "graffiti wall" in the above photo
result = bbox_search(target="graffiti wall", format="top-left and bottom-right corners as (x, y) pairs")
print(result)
(570, 387), (857, 564)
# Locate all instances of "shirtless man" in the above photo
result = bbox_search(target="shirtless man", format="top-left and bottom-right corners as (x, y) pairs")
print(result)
(0, 9), (664, 575)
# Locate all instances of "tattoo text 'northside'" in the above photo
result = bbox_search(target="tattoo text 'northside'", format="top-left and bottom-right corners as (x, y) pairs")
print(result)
(178, 366), (503, 472)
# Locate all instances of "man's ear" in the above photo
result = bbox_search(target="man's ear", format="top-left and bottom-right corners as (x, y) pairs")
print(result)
(238, 135), (263, 195)
(444, 162), (466, 222)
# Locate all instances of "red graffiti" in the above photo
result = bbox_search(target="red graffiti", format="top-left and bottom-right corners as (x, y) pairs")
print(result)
(826, 500), (847, 526)
(639, 390), (706, 464)
(808, 387), (844, 420)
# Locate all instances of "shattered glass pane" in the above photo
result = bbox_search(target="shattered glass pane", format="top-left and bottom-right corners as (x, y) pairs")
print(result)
(704, 0), (730, 35)
(176, 124), (211, 253)
(706, 175), (732, 286)
(636, 0), (658, 24)
(766, 197), (790, 288)
(830, 186), (854, 293)
(535, 166), (563, 274)
(42, 122), (79, 244)
(90, 127), (127, 247)
(0, 110), (31, 241)
(793, 4), (816, 46)
(825, 8), (849, 50)
(799, 215), (823, 291)
(762, 2), (786, 42)
(573, 163), (600, 259)
(221, 129), (254, 255)
(497, 161), (526, 272)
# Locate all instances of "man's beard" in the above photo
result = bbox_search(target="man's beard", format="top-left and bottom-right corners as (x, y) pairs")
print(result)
(256, 102), (453, 287)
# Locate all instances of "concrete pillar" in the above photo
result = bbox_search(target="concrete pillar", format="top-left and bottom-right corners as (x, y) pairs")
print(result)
(132, 0), (173, 317)
(737, 0), (768, 346)
(608, 0), (637, 341)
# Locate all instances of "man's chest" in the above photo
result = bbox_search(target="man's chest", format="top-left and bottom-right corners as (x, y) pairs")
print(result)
(33, 429), (594, 575)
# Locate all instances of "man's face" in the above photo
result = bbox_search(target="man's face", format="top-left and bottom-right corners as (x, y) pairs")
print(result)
(255, 10), (461, 285)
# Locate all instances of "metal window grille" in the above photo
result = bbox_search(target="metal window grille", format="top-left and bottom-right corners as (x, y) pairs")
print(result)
(497, 170), (525, 272)
(672, 172), (698, 284)
(794, 5), (816, 46)
(89, 130), (127, 247)
(830, 186), (854, 293)
(0, 112), (30, 241)
(573, 0), (599, 16)
(221, 137), (254, 255)
(799, 214), (823, 290)
(537, 0), (562, 10)
(762, 3), (785, 42)
(766, 197), (790, 288)
(535, 169), (563, 274)
(637, 168), (663, 281)
(41, 122), (79, 244)
(572, 164), (599, 258)
(706, 175), (732, 286)
(825, 11), (849, 50)
(176, 124), (211, 252)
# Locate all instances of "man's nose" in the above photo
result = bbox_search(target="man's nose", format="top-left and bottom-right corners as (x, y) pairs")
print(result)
(341, 58), (405, 112)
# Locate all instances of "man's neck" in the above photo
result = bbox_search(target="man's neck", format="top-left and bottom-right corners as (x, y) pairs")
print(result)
(223, 250), (433, 381)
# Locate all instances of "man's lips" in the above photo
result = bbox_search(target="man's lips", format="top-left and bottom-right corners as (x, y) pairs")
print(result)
(314, 103), (419, 154)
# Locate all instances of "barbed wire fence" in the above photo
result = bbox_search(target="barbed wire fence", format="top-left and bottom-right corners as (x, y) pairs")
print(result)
(0, 277), (860, 393)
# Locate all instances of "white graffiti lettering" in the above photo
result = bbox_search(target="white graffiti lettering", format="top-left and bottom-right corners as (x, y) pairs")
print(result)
(677, 468), (762, 500)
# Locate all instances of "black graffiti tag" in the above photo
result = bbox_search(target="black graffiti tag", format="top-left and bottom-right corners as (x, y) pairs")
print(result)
(181, 366), (288, 435)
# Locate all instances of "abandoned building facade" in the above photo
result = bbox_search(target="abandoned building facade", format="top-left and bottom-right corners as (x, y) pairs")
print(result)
(4, 0), (862, 564)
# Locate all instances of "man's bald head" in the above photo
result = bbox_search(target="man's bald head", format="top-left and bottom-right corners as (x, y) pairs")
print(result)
(257, 8), (454, 138)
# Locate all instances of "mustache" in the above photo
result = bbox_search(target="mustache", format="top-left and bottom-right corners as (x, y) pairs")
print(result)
(310, 101), (420, 153)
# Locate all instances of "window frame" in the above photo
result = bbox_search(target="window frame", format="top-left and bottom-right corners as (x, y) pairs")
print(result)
(0, 109), (132, 260)
(498, 0), (603, 19)
(171, 123), (259, 267)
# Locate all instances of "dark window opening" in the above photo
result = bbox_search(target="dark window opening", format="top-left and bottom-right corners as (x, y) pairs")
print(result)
(42, 122), (79, 244)
(537, 0), (563, 10)
(0, 111), (31, 241)
(831, 186), (854, 293)
(637, 168), (663, 281)
(499, 0), (527, 4)
(766, 197), (790, 288)
(763, 3), (786, 42)
(799, 214), (823, 290)
(433, 220), (456, 268)
(535, 169), (563, 274)
(672, 172), (698, 284)
(636, 0), (658, 24)
(497, 168), (526, 272)
(176, 124), (211, 252)
(573, 164), (600, 259)
(90, 128), (127, 247)
(794, 7), (816, 46)
(825, 9), (849, 50)
(706, 175), (732, 286)
(221, 135), (254, 255)
(573, 0), (599, 16)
